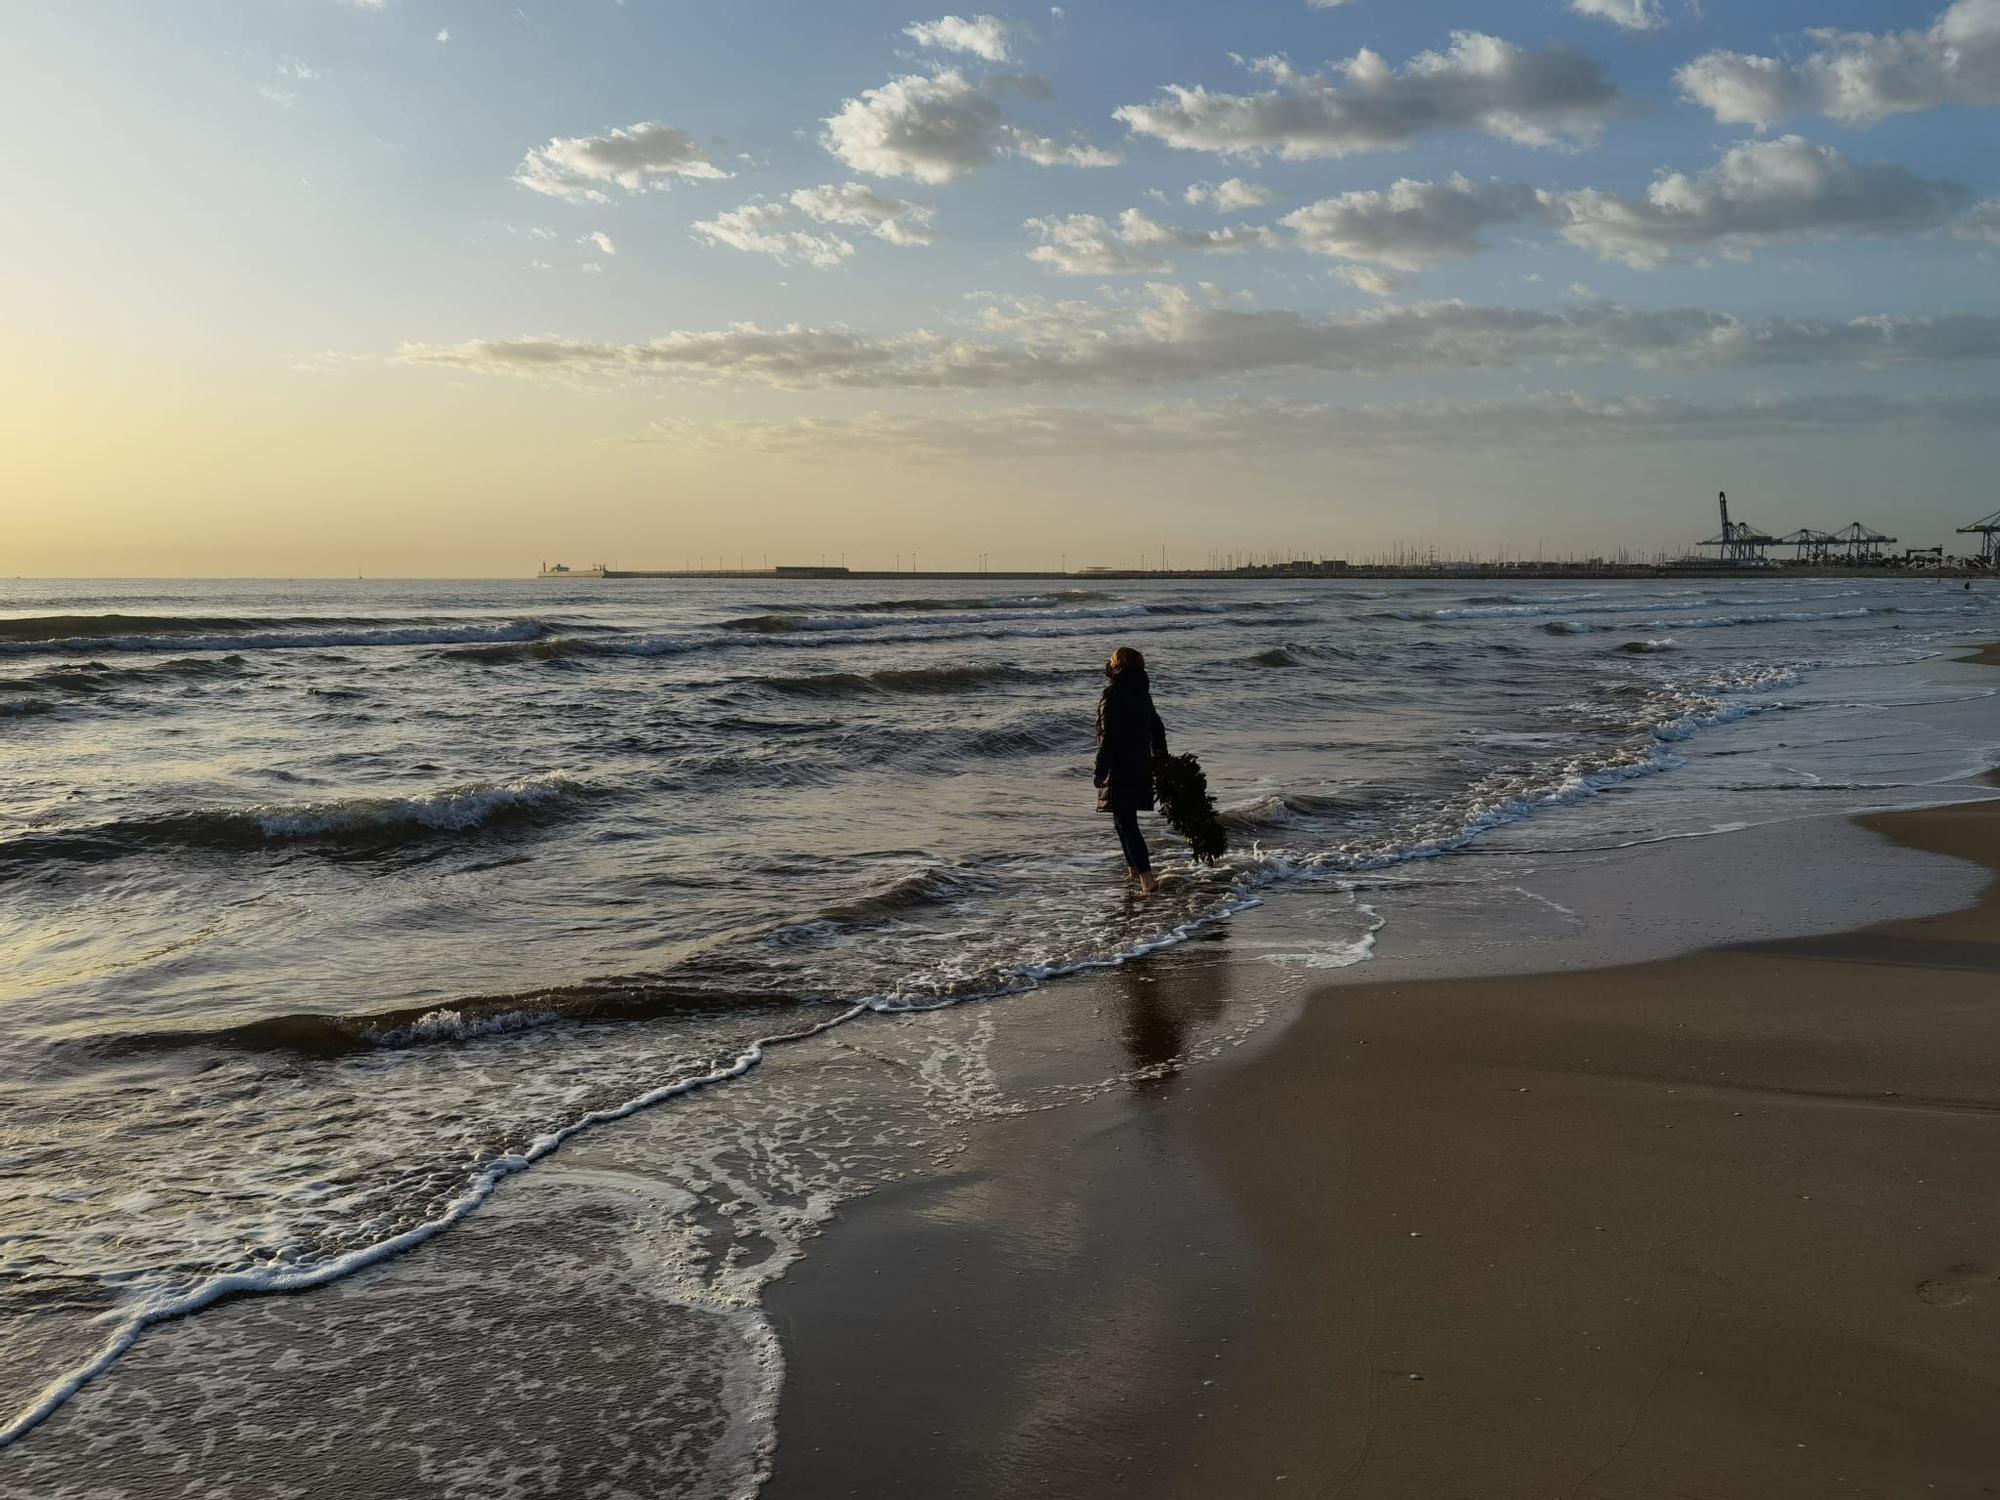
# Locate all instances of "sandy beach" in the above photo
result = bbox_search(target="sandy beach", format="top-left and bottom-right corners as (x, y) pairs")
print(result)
(1175, 787), (2000, 1498)
(766, 674), (2000, 1497)
(4, 615), (1997, 1500)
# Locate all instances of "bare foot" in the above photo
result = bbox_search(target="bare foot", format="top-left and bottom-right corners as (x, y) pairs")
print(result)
(1138, 871), (1160, 894)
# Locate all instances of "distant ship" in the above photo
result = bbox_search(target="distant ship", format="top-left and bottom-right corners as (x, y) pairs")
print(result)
(536, 562), (608, 579)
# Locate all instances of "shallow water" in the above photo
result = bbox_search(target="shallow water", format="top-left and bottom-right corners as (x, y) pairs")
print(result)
(2, 572), (1996, 1471)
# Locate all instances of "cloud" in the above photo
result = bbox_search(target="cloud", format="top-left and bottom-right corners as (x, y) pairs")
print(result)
(1185, 178), (1277, 212)
(1113, 32), (1621, 159)
(1276, 140), (1971, 271)
(1115, 208), (1279, 253)
(513, 122), (731, 202)
(821, 69), (1120, 182)
(1570, 0), (1663, 30)
(1674, 53), (1799, 130)
(1958, 199), (2000, 245)
(397, 286), (2000, 391)
(1007, 131), (1123, 167)
(1025, 215), (1171, 275)
(633, 391), (2000, 461)
(1332, 266), (1405, 297)
(1540, 135), (1968, 267)
(904, 14), (1017, 62)
(1677, 0), (2000, 127)
(1283, 176), (1542, 269)
(436, 28), (450, 43)
(790, 182), (937, 245)
(692, 203), (855, 268)
(1025, 210), (1277, 274)
(1305, 0), (1359, 9)
(583, 231), (617, 256)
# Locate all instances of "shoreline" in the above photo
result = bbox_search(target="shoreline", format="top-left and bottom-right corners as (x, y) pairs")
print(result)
(2, 642), (1994, 1496)
(762, 662), (2000, 1496)
(1172, 786), (2000, 1498)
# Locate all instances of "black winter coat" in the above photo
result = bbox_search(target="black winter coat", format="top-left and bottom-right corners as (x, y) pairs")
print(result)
(1094, 670), (1168, 812)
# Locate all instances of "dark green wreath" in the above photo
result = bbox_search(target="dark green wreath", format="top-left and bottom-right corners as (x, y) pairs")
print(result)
(1153, 752), (1229, 864)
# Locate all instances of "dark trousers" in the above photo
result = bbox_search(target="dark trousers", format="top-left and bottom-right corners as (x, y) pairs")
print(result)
(1111, 805), (1152, 873)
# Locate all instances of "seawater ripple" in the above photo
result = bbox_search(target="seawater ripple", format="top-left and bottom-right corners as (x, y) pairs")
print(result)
(1, 572), (1996, 1455)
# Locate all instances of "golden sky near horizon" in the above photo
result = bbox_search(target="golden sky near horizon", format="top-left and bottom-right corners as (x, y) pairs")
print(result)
(6, 0), (1997, 575)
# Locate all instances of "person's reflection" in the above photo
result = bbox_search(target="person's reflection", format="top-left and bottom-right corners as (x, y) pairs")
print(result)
(1115, 941), (1230, 1096)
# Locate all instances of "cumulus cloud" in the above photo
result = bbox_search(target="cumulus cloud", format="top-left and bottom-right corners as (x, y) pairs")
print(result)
(1277, 141), (1970, 271)
(790, 182), (937, 245)
(821, 69), (1120, 182)
(904, 14), (1017, 61)
(1025, 210), (1276, 273)
(1116, 208), (1279, 253)
(1570, 0), (1662, 31)
(692, 203), (856, 268)
(1025, 215), (1171, 275)
(1113, 33), (1621, 159)
(634, 391), (2000, 460)
(1541, 135), (1968, 267)
(1007, 131), (1123, 167)
(1185, 178), (1277, 212)
(514, 122), (730, 202)
(1677, 0), (2000, 127)
(1283, 176), (1542, 269)
(583, 230), (617, 256)
(397, 286), (2000, 392)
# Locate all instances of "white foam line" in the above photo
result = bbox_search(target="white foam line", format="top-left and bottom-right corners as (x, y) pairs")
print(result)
(864, 883), (1274, 1015)
(0, 643), (1877, 1445)
(0, 1000), (868, 1451)
(1606, 820), (1754, 850)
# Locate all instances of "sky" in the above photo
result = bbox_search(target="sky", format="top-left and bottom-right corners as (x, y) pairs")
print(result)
(4, 0), (1998, 575)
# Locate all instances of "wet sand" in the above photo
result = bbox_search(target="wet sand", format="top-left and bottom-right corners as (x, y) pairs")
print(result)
(768, 751), (2000, 1488)
(1179, 789), (2000, 1498)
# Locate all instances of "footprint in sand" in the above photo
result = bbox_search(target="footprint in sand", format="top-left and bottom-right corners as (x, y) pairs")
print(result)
(1915, 1263), (1991, 1307)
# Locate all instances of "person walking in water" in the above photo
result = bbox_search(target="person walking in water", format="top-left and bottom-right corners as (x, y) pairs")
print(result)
(1095, 645), (1169, 893)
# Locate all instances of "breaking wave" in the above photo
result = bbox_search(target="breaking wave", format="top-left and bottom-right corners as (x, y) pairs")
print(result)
(0, 655), (250, 697)
(1220, 788), (1376, 830)
(0, 772), (584, 875)
(87, 980), (802, 1060)
(0, 613), (390, 644)
(787, 864), (987, 932)
(2, 618), (563, 657)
